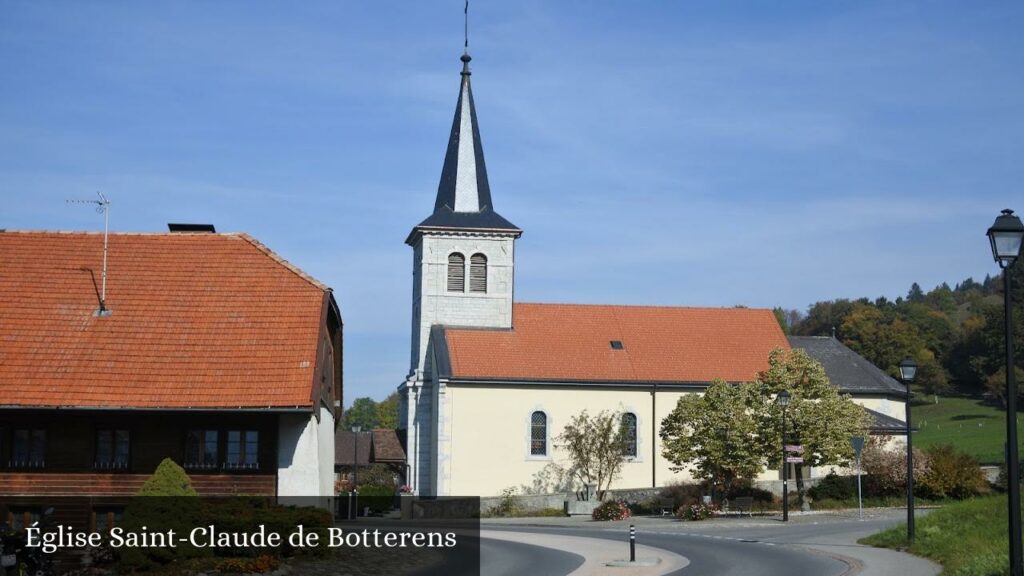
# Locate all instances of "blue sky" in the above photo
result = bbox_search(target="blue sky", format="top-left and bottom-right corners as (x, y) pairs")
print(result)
(2, 2), (1022, 402)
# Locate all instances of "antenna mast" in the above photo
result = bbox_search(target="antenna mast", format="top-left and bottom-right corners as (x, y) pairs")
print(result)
(464, 0), (469, 52)
(67, 192), (112, 315)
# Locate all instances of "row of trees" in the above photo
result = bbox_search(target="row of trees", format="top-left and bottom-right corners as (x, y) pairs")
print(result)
(342, 392), (399, 430)
(774, 264), (1024, 403)
(555, 348), (866, 501)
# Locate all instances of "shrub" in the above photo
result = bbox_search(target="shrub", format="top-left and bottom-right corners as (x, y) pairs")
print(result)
(357, 483), (396, 514)
(137, 458), (198, 496)
(724, 480), (774, 505)
(659, 481), (705, 510)
(917, 444), (987, 500)
(592, 500), (630, 521)
(676, 502), (717, 521)
(862, 437), (928, 497)
(808, 473), (857, 501)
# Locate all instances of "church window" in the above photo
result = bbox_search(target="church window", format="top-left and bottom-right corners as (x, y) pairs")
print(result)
(447, 253), (465, 292)
(530, 411), (547, 456)
(621, 413), (638, 457)
(469, 253), (487, 293)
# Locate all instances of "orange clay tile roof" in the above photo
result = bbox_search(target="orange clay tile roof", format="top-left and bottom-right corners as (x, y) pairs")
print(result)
(442, 303), (790, 383)
(0, 231), (331, 409)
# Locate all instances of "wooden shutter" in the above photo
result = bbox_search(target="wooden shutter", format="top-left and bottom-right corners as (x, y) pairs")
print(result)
(447, 253), (465, 292)
(469, 253), (487, 293)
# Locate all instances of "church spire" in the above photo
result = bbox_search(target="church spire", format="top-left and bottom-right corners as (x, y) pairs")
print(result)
(435, 51), (491, 214)
(407, 51), (520, 245)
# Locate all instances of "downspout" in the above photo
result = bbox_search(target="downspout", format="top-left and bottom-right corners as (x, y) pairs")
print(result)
(651, 383), (657, 488)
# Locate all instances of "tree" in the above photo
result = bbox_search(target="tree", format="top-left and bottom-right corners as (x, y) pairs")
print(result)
(343, 397), (380, 429)
(660, 380), (768, 494)
(556, 409), (627, 499)
(755, 348), (870, 501)
(907, 282), (925, 303)
(376, 392), (400, 429)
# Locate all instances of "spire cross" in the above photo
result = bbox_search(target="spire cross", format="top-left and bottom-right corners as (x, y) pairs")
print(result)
(461, 1), (471, 76)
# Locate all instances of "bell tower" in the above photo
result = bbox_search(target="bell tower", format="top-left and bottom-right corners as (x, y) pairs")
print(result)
(399, 51), (521, 495)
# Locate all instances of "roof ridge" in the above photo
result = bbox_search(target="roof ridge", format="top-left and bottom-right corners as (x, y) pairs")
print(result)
(514, 301), (775, 313)
(236, 233), (330, 292)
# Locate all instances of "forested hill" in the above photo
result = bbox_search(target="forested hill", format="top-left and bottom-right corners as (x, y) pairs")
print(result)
(774, 264), (1024, 400)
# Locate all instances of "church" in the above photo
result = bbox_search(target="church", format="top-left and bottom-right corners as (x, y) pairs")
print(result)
(397, 51), (908, 498)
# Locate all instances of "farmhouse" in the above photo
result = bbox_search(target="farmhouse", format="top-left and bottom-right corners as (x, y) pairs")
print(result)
(0, 229), (342, 502)
(398, 52), (907, 497)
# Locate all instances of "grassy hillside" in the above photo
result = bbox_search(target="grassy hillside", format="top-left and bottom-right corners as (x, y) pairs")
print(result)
(913, 395), (1023, 465)
(861, 495), (1012, 575)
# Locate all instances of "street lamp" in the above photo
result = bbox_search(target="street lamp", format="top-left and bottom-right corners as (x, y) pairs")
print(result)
(987, 208), (1024, 576)
(352, 425), (362, 519)
(899, 357), (918, 543)
(776, 390), (791, 522)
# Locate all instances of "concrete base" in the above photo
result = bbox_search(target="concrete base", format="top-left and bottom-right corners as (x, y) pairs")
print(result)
(605, 558), (662, 567)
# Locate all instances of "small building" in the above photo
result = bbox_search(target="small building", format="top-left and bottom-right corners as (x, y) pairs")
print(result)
(0, 230), (342, 501)
(334, 429), (407, 490)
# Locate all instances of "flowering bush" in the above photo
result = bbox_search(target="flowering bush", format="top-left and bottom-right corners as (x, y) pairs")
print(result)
(592, 500), (631, 521)
(399, 484), (413, 494)
(676, 502), (717, 521)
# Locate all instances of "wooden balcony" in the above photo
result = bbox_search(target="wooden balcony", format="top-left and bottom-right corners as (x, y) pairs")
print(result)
(0, 472), (276, 496)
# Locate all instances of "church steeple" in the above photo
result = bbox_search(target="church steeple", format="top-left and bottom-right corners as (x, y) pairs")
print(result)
(406, 52), (520, 245)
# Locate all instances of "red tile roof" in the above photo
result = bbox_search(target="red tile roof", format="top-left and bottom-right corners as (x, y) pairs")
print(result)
(443, 303), (789, 383)
(0, 231), (333, 409)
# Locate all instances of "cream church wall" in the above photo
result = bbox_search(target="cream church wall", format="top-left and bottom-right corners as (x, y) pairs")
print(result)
(440, 384), (906, 496)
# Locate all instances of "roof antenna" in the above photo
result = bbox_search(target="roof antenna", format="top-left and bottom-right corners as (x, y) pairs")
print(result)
(67, 192), (112, 316)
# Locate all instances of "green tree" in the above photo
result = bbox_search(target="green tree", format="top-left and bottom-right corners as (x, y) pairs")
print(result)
(376, 392), (400, 429)
(755, 348), (870, 501)
(343, 397), (380, 429)
(556, 409), (627, 499)
(660, 380), (768, 494)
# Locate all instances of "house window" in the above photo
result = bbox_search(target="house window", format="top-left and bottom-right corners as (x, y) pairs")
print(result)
(447, 253), (465, 292)
(92, 508), (124, 534)
(530, 411), (547, 456)
(11, 429), (45, 468)
(469, 253), (487, 293)
(95, 429), (130, 469)
(226, 430), (259, 470)
(621, 413), (638, 457)
(185, 430), (219, 470)
(6, 508), (41, 531)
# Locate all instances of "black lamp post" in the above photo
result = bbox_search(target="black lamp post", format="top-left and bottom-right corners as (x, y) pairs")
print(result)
(899, 357), (918, 543)
(987, 208), (1024, 576)
(777, 390), (791, 522)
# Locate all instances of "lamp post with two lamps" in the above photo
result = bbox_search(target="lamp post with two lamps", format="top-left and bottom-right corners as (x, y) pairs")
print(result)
(987, 208), (1024, 576)
(776, 390), (791, 522)
(899, 357), (918, 543)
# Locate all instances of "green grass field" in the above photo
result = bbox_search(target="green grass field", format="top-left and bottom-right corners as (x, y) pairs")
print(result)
(860, 495), (1012, 575)
(913, 395), (1023, 465)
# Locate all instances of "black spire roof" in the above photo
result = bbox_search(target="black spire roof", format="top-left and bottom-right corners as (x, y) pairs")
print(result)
(407, 53), (520, 245)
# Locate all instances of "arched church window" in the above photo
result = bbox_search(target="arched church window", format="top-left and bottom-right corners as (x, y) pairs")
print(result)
(447, 253), (465, 292)
(622, 412), (638, 457)
(530, 411), (547, 456)
(469, 253), (487, 293)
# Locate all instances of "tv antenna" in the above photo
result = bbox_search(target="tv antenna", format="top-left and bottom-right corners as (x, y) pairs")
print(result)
(67, 192), (112, 315)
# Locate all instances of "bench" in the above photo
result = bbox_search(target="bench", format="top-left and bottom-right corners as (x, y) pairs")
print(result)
(657, 497), (675, 516)
(724, 496), (754, 517)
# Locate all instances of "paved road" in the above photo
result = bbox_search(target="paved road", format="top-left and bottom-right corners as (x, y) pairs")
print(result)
(485, 524), (847, 576)
(479, 536), (585, 576)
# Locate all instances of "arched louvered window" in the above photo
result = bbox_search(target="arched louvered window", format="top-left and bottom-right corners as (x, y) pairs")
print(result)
(530, 411), (547, 456)
(447, 253), (465, 292)
(622, 412), (638, 457)
(469, 253), (487, 293)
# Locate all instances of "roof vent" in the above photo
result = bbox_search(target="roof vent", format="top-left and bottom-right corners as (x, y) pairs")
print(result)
(610, 340), (624, 350)
(168, 223), (216, 233)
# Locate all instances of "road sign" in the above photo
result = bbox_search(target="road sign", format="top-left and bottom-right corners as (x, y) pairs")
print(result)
(785, 445), (803, 453)
(785, 456), (803, 464)
(850, 436), (865, 458)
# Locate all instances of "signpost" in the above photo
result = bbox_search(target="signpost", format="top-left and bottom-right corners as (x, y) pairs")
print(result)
(851, 436), (865, 521)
